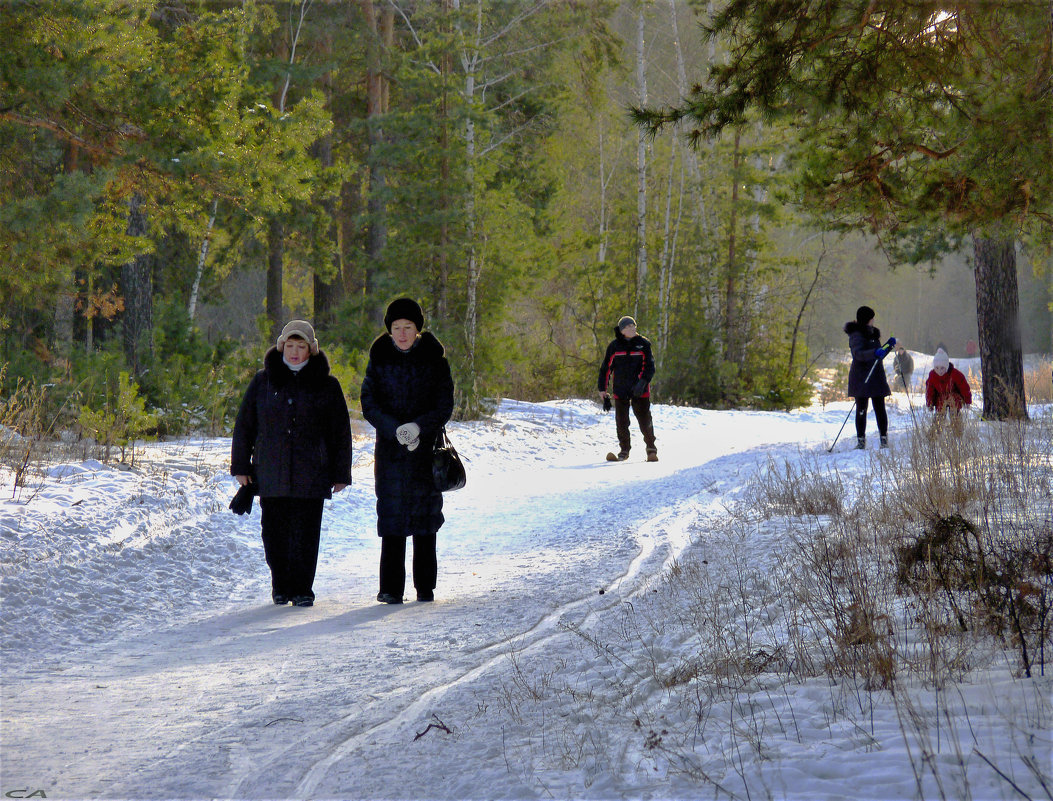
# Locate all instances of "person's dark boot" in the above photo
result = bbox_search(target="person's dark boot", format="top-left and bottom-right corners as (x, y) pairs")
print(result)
(880, 435), (889, 449)
(606, 450), (629, 461)
(646, 448), (658, 462)
(272, 594), (289, 606)
(856, 437), (866, 450)
(377, 592), (404, 604)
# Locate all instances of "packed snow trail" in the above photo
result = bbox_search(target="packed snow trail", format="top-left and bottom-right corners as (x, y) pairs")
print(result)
(2, 400), (844, 800)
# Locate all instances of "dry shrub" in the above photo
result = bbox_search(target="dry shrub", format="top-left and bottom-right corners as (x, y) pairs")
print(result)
(747, 455), (845, 518)
(0, 367), (51, 490)
(884, 412), (1053, 678)
(816, 364), (850, 408)
(785, 513), (900, 690)
(1025, 359), (1053, 404)
(0, 367), (101, 498)
(749, 408), (1053, 685)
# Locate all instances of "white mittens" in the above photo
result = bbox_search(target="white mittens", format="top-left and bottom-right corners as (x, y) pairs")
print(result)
(395, 422), (421, 451)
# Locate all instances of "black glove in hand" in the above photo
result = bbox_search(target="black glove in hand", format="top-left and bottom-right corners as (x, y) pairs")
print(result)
(602, 395), (612, 412)
(229, 483), (257, 515)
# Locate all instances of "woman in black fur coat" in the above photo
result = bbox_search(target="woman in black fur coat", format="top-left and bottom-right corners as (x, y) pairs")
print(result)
(231, 320), (352, 607)
(844, 305), (894, 449)
(361, 298), (455, 604)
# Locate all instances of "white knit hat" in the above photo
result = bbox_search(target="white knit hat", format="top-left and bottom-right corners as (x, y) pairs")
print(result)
(933, 348), (949, 369)
(276, 320), (319, 354)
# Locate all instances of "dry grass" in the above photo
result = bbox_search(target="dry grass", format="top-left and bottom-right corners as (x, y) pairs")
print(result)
(816, 364), (850, 408)
(1026, 359), (1053, 404)
(0, 369), (103, 499)
(491, 407), (1053, 800)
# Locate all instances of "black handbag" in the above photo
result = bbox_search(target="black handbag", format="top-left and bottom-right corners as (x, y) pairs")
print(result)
(432, 426), (466, 492)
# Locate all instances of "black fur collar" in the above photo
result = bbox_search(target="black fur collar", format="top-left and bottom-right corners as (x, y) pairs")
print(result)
(368, 330), (446, 364)
(844, 320), (882, 339)
(263, 346), (331, 386)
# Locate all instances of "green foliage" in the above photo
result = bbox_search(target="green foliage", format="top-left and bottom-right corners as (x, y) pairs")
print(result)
(134, 301), (257, 436)
(2, 1), (868, 421)
(323, 344), (369, 409)
(77, 371), (158, 463)
(647, 0), (1053, 240)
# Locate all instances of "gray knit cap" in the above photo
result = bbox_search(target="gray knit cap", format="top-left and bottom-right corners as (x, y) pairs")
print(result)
(617, 316), (637, 331)
(276, 320), (319, 354)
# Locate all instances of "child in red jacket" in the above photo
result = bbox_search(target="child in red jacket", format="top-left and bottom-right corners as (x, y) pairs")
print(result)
(925, 348), (972, 412)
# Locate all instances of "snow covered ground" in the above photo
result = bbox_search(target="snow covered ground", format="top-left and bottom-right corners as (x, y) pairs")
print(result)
(1, 393), (1050, 801)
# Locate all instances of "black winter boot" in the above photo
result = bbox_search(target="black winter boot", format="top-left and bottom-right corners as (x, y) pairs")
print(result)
(880, 435), (889, 449)
(856, 437), (866, 450)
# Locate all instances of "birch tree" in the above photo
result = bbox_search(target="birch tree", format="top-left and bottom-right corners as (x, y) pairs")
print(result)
(633, 5), (649, 317)
(265, 0), (312, 340)
(361, 0), (395, 323)
(392, 0), (613, 404)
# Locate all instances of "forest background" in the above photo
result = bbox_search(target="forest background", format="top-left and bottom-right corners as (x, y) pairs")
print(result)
(2, 0), (1051, 442)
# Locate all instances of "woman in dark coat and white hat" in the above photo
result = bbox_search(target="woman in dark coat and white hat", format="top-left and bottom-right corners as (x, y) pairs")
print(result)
(231, 320), (352, 607)
(844, 305), (895, 449)
(361, 298), (455, 604)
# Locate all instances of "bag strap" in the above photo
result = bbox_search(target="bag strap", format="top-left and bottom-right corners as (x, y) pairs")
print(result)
(435, 424), (453, 449)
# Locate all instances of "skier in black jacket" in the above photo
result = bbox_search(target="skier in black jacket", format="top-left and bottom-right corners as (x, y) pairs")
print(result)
(597, 316), (658, 462)
(231, 320), (352, 607)
(844, 305), (894, 450)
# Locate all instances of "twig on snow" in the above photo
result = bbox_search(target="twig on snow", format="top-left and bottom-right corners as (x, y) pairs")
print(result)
(414, 714), (453, 740)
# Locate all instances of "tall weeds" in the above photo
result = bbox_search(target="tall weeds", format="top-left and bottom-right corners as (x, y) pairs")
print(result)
(492, 410), (1052, 799)
(0, 367), (101, 498)
(0, 365), (48, 491)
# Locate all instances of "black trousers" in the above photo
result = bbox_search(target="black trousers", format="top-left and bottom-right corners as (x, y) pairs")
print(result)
(855, 396), (888, 438)
(259, 498), (324, 600)
(614, 396), (657, 453)
(380, 534), (437, 599)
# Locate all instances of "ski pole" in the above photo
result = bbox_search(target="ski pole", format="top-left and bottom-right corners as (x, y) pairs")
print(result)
(828, 341), (893, 452)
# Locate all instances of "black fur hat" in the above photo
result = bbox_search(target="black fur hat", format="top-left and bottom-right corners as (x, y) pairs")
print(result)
(384, 298), (425, 332)
(856, 305), (875, 325)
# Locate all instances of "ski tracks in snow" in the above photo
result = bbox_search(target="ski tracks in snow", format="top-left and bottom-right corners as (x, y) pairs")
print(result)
(2, 405), (828, 799)
(236, 444), (784, 799)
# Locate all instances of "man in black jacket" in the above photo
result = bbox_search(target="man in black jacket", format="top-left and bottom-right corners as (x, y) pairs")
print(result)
(597, 316), (658, 462)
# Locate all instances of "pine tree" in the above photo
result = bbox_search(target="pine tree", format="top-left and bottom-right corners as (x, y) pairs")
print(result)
(634, 0), (1052, 419)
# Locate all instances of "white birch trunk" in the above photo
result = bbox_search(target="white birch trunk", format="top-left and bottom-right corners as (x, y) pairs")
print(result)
(634, 7), (648, 318)
(668, 0), (708, 235)
(279, 0), (312, 114)
(658, 140), (684, 364)
(455, 0), (482, 397)
(187, 198), (218, 322)
(598, 121), (609, 266)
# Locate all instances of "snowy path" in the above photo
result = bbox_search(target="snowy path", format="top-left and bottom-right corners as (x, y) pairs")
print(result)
(2, 401), (839, 800)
